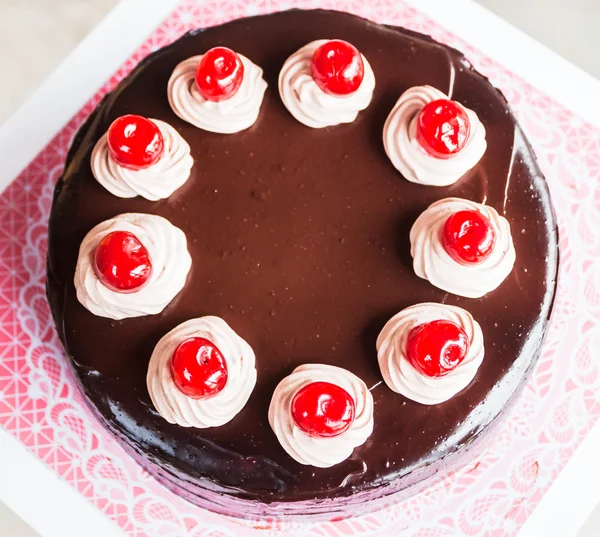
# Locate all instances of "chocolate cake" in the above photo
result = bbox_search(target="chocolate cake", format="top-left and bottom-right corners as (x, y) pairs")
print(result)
(46, 9), (558, 518)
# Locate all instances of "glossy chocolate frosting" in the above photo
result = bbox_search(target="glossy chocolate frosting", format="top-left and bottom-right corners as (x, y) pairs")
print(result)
(47, 9), (558, 517)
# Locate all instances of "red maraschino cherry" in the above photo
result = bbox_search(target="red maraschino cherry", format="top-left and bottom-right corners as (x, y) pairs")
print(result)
(442, 210), (496, 265)
(170, 337), (229, 398)
(416, 99), (470, 159)
(195, 47), (244, 102)
(311, 40), (364, 96)
(107, 115), (164, 170)
(291, 381), (355, 438)
(406, 320), (470, 378)
(94, 231), (152, 293)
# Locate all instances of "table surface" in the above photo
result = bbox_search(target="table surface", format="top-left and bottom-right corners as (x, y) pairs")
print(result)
(0, 1), (599, 536)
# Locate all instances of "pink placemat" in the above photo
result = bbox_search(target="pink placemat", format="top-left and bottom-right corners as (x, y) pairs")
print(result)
(1, 1), (599, 536)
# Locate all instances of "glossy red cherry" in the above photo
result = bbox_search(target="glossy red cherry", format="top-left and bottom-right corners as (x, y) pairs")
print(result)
(311, 40), (364, 96)
(442, 209), (496, 265)
(291, 381), (355, 438)
(94, 231), (152, 293)
(170, 337), (229, 399)
(416, 99), (471, 159)
(195, 47), (244, 102)
(406, 320), (470, 378)
(106, 115), (164, 170)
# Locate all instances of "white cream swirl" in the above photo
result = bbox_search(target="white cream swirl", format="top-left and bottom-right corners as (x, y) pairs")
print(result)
(278, 40), (375, 128)
(383, 85), (487, 185)
(90, 119), (193, 201)
(167, 54), (267, 134)
(377, 303), (484, 405)
(268, 364), (373, 467)
(74, 213), (191, 320)
(410, 197), (516, 298)
(147, 317), (257, 428)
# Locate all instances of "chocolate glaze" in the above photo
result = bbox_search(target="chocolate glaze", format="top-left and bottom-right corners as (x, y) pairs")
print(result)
(47, 10), (558, 517)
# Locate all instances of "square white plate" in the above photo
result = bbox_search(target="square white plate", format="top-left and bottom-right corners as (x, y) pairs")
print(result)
(0, 1), (598, 536)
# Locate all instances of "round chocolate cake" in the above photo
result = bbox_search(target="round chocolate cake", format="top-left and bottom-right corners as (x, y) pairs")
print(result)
(47, 9), (558, 518)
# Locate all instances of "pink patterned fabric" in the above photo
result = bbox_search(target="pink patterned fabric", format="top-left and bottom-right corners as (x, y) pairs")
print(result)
(1, 1), (599, 535)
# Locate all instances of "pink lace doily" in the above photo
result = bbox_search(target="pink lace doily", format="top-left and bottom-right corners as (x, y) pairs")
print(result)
(1, 1), (599, 536)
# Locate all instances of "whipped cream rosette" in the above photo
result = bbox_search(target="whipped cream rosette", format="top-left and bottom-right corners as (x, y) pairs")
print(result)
(91, 117), (193, 201)
(168, 48), (267, 134)
(279, 39), (375, 128)
(269, 363), (373, 467)
(147, 317), (257, 428)
(377, 303), (484, 405)
(410, 197), (516, 298)
(383, 85), (487, 185)
(74, 213), (191, 319)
